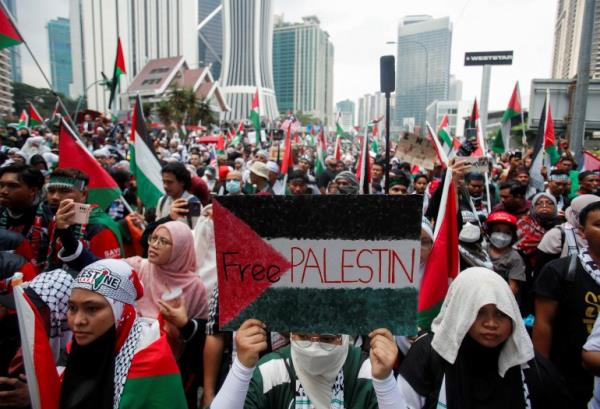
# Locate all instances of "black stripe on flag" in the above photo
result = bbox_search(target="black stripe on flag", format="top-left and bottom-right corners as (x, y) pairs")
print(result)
(214, 194), (423, 240)
(133, 94), (160, 160)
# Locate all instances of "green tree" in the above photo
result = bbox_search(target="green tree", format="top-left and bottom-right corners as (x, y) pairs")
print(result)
(12, 82), (79, 118)
(156, 100), (173, 130)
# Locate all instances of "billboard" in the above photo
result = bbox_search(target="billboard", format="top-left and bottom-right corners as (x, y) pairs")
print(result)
(464, 51), (514, 66)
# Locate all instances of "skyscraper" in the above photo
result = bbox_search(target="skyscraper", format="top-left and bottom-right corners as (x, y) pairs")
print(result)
(551, 0), (600, 79)
(198, 0), (222, 80)
(273, 15), (334, 124)
(2, 0), (20, 83)
(395, 15), (452, 131)
(0, 50), (13, 115)
(449, 75), (462, 101)
(47, 18), (73, 97)
(336, 99), (355, 124)
(220, 0), (278, 121)
(69, 0), (198, 111)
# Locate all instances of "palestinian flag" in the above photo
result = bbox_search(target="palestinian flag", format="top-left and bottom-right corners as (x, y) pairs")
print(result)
(0, 3), (22, 49)
(249, 89), (261, 145)
(417, 170), (459, 330)
(119, 333), (187, 408)
(213, 194), (423, 334)
(108, 37), (126, 109)
(130, 95), (164, 208)
(334, 135), (342, 161)
(356, 133), (371, 194)
(280, 123), (294, 176)
(336, 119), (344, 137)
(465, 99), (484, 156)
(583, 150), (600, 171)
(13, 285), (61, 409)
(216, 133), (226, 154)
(530, 91), (559, 191)
(28, 103), (43, 127)
(315, 127), (327, 177)
(230, 121), (244, 146)
(436, 115), (459, 157)
(426, 122), (449, 167)
(17, 109), (28, 129)
(492, 82), (522, 154)
(59, 120), (121, 209)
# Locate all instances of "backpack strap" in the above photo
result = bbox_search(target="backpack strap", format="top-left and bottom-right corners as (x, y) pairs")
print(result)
(566, 253), (578, 283)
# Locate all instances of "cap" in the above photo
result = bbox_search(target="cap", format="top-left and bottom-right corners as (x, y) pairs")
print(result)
(486, 211), (517, 227)
(266, 161), (280, 174)
(249, 161), (269, 180)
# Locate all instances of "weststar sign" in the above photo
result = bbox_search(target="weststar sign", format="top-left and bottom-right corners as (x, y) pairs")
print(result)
(464, 51), (514, 66)
(213, 195), (423, 335)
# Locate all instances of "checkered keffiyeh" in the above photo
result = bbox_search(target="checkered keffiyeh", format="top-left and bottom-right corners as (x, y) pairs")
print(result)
(27, 269), (73, 338)
(206, 285), (219, 335)
(580, 248), (600, 287)
(294, 369), (344, 409)
(112, 318), (143, 409)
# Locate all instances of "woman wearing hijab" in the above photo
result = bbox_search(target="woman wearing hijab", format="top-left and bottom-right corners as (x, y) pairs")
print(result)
(60, 259), (187, 409)
(537, 194), (600, 269)
(516, 192), (558, 265)
(370, 267), (572, 409)
(56, 220), (209, 406)
(209, 320), (378, 408)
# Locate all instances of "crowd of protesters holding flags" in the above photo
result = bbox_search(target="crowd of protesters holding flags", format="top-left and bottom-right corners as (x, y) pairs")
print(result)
(0, 95), (598, 409)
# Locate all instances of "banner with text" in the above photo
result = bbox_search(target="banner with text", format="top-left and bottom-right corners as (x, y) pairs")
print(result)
(213, 195), (423, 335)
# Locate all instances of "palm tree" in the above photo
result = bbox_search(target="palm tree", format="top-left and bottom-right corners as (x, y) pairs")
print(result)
(156, 100), (173, 130)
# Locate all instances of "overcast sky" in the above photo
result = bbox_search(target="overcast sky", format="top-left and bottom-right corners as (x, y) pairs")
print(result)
(17, 0), (557, 112)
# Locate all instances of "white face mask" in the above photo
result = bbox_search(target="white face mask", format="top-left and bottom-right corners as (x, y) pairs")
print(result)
(291, 339), (347, 376)
(489, 232), (512, 249)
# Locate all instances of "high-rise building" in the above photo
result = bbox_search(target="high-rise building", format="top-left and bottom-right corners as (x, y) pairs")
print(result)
(69, 0), (198, 111)
(0, 50), (13, 115)
(449, 75), (462, 101)
(395, 15), (452, 131)
(336, 99), (355, 126)
(551, 0), (600, 79)
(47, 17), (73, 97)
(198, 0), (222, 80)
(2, 0), (20, 83)
(220, 0), (278, 121)
(273, 15), (334, 125)
(425, 99), (472, 138)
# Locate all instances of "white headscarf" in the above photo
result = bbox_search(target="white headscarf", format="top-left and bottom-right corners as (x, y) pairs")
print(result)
(431, 267), (534, 377)
(291, 335), (349, 409)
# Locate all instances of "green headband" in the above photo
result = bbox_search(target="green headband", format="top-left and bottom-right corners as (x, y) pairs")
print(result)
(47, 175), (87, 191)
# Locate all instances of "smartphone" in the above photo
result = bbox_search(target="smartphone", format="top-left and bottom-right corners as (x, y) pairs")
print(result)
(187, 200), (201, 217)
(68, 203), (92, 225)
(465, 128), (477, 142)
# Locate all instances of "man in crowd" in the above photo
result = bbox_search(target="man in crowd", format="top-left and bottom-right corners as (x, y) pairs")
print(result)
(574, 171), (600, 198)
(371, 160), (385, 194)
(156, 162), (201, 220)
(0, 164), (45, 237)
(546, 169), (571, 216)
(248, 161), (273, 195)
(494, 181), (530, 220)
(287, 170), (310, 196)
(533, 201), (600, 408)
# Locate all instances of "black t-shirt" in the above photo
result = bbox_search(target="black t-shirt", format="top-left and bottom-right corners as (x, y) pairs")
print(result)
(533, 256), (600, 407)
(317, 169), (336, 188)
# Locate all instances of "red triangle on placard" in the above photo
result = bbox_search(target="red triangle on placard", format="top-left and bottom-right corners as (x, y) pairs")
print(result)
(213, 200), (291, 327)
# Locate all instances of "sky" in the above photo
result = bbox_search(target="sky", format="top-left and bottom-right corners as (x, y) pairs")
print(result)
(17, 0), (557, 112)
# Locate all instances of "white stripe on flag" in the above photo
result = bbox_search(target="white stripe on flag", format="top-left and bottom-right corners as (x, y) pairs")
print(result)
(135, 133), (165, 194)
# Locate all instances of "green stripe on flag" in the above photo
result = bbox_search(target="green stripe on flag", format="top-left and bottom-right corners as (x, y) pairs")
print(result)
(546, 144), (560, 166)
(0, 35), (20, 49)
(417, 300), (444, 331)
(119, 373), (187, 409)
(223, 287), (418, 335)
(130, 147), (163, 208)
(87, 187), (121, 210)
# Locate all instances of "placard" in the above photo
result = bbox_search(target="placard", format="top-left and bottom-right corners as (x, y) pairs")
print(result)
(395, 134), (437, 170)
(213, 195), (423, 335)
(460, 156), (490, 174)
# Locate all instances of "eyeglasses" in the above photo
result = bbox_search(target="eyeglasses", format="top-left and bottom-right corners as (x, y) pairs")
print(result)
(147, 235), (172, 248)
(293, 333), (342, 351)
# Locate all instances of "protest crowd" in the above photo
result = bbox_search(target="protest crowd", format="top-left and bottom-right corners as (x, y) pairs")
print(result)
(0, 98), (598, 409)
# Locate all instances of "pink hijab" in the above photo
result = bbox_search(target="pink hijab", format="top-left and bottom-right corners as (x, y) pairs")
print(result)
(127, 221), (208, 320)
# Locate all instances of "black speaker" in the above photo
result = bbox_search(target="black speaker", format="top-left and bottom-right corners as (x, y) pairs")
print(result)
(380, 55), (395, 94)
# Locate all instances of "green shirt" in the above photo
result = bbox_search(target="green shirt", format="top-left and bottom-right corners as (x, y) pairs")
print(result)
(243, 345), (378, 409)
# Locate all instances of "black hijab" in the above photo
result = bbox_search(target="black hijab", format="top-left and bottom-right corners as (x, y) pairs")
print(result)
(59, 326), (115, 409)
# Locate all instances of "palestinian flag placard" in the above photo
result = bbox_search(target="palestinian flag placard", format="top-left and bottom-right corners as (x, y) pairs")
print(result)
(213, 195), (423, 335)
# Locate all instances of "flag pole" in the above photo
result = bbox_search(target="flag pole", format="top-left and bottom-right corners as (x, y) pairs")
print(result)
(518, 82), (527, 147)
(0, 2), (81, 137)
